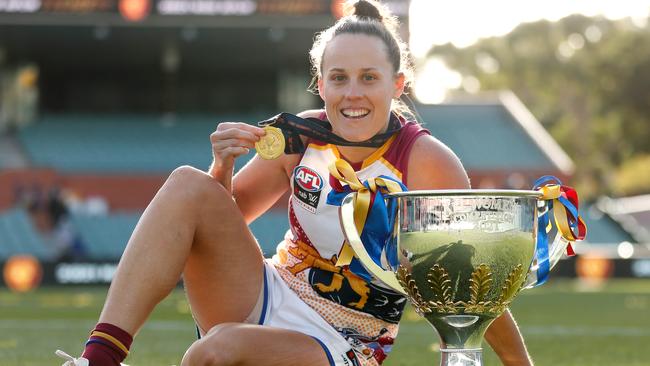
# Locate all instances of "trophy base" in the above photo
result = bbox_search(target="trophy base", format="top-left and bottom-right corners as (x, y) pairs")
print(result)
(440, 347), (482, 366)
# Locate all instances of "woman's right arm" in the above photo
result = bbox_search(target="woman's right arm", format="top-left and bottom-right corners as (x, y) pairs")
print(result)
(207, 121), (291, 224)
(210, 110), (322, 224)
(208, 122), (265, 192)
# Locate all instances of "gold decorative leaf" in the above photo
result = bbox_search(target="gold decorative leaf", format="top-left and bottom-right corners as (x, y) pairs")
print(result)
(427, 264), (453, 304)
(492, 264), (526, 314)
(426, 264), (458, 314)
(397, 266), (431, 314)
(468, 264), (493, 305)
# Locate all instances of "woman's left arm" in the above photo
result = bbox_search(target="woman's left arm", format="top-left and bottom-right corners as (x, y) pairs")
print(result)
(407, 135), (533, 366)
(484, 309), (533, 365)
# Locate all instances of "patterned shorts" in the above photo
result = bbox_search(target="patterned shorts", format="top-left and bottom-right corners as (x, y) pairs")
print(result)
(243, 259), (373, 366)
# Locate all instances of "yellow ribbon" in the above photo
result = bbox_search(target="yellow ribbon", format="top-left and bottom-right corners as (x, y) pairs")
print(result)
(538, 185), (586, 242)
(328, 158), (404, 267)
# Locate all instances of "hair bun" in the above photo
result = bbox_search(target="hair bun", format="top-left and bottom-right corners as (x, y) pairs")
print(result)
(353, 0), (382, 21)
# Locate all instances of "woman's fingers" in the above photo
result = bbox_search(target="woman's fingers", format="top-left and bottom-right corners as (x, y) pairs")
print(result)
(212, 138), (256, 151)
(210, 122), (265, 166)
(214, 146), (250, 159)
(210, 129), (257, 144)
(211, 123), (265, 143)
(208, 122), (264, 188)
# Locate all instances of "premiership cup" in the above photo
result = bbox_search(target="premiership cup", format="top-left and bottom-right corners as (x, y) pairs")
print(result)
(340, 190), (571, 366)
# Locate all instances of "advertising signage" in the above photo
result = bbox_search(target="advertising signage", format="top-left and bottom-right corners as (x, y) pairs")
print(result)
(0, 0), (409, 20)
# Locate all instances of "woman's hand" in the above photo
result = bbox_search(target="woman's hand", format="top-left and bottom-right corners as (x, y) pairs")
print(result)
(208, 122), (265, 192)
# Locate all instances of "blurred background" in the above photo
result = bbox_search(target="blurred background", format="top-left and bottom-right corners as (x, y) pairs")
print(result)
(0, 0), (649, 365)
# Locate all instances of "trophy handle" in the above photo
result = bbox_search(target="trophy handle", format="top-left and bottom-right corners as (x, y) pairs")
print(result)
(340, 193), (406, 295)
(523, 232), (570, 289)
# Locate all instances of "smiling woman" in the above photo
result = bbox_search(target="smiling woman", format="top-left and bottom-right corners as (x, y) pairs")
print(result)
(317, 34), (404, 145)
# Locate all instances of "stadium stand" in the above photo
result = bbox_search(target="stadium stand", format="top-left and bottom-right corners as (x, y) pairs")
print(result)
(3, 113), (295, 262)
(0, 207), (54, 260)
(418, 104), (557, 170)
(2, 101), (637, 264)
(17, 114), (269, 173)
(581, 203), (637, 245)
(68, 210), (289, 261)
(69, 212), (141, 261)
(0, 135), (29, 169)
(0, 208), (289, 262)
(248, 211), (290, 257)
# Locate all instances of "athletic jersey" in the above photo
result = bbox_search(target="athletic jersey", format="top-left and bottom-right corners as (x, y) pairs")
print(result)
(272, 113), (430, 365)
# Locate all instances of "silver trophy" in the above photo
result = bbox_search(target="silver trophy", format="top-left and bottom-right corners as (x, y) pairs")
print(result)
(340, 190), (570, 366)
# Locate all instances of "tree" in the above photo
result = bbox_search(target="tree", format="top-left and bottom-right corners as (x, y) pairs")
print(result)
(427, 15), (650, 198)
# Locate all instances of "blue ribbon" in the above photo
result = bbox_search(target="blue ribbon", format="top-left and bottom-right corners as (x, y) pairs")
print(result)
(327, 175), (406, 281)
(532, 175), (563, 287)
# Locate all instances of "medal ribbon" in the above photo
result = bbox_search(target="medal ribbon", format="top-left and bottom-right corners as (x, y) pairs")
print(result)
(326, 159), (406, 270)
(533, 175), (587, 285)
(258, 112), (403, 154)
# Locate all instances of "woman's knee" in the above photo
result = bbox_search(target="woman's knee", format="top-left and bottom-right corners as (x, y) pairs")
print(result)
(181, 324), (244, 366)
(166, 165), (230, 203)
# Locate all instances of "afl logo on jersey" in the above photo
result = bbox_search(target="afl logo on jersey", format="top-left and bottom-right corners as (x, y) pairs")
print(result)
(293, 166), (323, 213)
(294, 166), (323, 192)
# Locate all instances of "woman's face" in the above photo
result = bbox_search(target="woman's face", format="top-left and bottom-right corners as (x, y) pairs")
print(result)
(318, 33), (405, 142)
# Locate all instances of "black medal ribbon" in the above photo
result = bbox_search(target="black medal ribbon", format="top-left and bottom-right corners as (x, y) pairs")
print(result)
(258, 112), (403, 155)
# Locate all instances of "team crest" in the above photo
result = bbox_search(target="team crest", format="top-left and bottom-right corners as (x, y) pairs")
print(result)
(292, 165), (323, 213)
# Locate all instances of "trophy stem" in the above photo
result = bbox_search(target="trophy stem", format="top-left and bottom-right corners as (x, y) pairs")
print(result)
(440, 347), (483, 366)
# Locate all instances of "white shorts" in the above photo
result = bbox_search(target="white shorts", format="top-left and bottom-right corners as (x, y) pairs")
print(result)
(244, 259), (363, 366)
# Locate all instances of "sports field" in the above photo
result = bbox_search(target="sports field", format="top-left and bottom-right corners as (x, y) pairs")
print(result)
(1, 278), (648, 365)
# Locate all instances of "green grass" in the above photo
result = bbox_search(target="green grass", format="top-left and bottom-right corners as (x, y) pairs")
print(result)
(1, 279), (649, 365)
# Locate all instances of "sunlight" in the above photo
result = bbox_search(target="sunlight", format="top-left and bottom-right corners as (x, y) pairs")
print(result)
(410, 0), (650, 57)
(413, 57), (462, 104)
(408, 0), (650, 103)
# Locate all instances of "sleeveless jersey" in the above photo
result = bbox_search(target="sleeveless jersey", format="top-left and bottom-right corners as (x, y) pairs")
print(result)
(271, 115), (430, 365)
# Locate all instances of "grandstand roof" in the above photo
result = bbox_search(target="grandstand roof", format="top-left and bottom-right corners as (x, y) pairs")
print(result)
(596, 195), (650, 243)
(581, 203), (637, 245)
(416, 91), (574, 175)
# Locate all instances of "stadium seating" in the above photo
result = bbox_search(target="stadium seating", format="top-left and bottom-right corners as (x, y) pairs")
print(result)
(417, 104), (556, 170)
(69, 212), (141, 261)
(0, 208), (54, 260)
(17, 114), (269, 173)
(0, 206), (289, 262)
(69, 210), (288, 261)
(249, 211), (290, 257)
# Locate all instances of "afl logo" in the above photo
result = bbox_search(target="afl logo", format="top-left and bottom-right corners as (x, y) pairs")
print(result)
(293, 166), (323, 192)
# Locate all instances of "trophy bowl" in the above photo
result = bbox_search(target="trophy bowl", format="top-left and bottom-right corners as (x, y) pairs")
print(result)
(340, 189), (568, 366)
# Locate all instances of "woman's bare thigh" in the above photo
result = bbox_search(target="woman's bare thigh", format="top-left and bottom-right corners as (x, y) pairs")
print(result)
(176, 166), (266, 330)
(182, 323), (331, 366)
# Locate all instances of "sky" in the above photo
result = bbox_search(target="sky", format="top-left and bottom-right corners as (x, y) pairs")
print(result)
(408, 0), (650, 103)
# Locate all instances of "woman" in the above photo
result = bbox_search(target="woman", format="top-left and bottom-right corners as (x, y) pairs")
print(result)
(59, 1), (533, 365)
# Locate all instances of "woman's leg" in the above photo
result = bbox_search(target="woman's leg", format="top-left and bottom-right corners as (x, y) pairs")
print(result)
(98, 165), (265, 335)
(181, 323), (332, 366)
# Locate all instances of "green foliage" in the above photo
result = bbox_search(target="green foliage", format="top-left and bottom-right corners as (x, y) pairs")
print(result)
(614, 154), (650, 196)
(428, 15), (650, 198)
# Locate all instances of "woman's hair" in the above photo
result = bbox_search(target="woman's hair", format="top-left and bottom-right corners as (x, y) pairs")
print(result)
(309, 0), (415, 120)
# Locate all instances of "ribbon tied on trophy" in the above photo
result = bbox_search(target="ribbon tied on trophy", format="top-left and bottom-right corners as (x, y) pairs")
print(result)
(326, 159), (406, 277)
(533, 175), (587, 286)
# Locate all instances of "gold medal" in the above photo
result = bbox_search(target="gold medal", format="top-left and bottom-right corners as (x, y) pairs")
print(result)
(255, 126), (285, 160)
